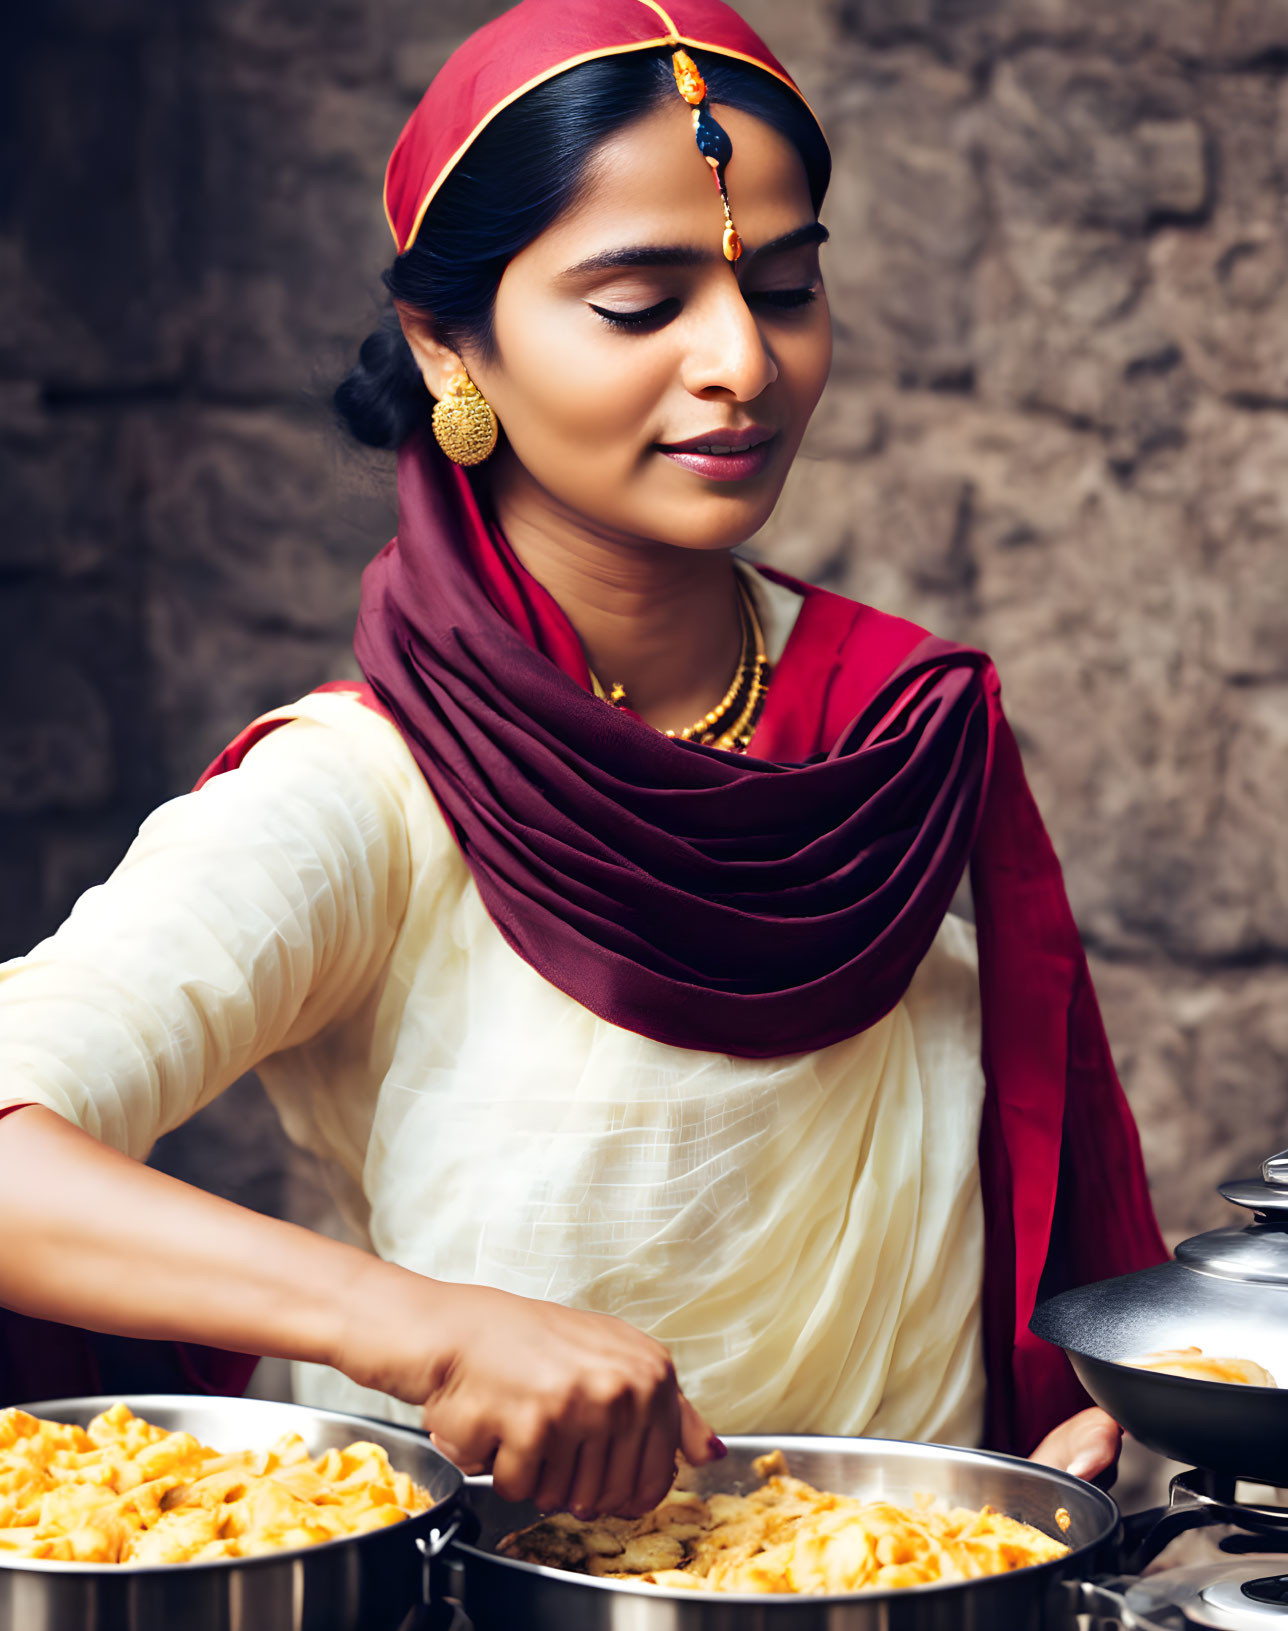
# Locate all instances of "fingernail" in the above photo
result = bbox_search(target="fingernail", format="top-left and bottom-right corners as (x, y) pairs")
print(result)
(708, 1435), (728, 1460)
(1067, 1455), (1097, 1480)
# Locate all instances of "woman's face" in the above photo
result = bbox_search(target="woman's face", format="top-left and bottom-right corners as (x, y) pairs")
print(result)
(458, 98), (831, 554)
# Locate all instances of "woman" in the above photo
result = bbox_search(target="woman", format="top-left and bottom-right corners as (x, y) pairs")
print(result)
(0, 0), (1165, 1520)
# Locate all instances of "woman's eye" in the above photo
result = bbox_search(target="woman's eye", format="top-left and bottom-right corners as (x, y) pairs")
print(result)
(749, 286), (818, 310)
(587, 286), (817, 332)
(588, 298), (680, 332)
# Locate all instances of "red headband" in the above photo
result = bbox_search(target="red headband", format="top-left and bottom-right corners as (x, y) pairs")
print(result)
(383, 0), (824, 256)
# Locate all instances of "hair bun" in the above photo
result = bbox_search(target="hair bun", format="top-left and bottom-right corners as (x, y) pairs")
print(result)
(334, 310), (430, 449)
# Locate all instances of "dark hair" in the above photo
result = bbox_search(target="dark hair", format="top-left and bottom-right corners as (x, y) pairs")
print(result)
(335, 48), (830, 449)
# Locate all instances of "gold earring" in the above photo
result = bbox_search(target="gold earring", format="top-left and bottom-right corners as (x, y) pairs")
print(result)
(431, 370), (498, 465)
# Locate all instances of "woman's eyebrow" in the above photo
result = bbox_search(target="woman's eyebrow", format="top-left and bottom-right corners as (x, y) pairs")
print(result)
(559, 221), (829, 280)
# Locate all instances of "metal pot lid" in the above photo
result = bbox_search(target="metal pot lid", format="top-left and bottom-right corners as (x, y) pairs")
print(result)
(1178, 1152), (1288, 1285)
(1220, 1151), (1288, 1221)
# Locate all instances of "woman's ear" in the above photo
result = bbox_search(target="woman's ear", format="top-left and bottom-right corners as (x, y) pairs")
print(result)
(394, 303), (465, 401)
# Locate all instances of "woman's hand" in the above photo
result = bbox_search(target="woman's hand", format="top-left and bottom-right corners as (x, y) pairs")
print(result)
(333, 1263), (721, 1518)
(1029, 1407), (1122, 1485)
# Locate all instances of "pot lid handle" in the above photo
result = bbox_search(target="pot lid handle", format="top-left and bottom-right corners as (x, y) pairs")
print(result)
(1263, 1150), (1288, 1187)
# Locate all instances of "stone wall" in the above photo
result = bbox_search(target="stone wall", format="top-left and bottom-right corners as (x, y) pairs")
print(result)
(4, 0), (1287, 1489)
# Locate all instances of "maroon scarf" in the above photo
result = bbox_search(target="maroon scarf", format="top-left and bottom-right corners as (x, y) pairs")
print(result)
(354, 432), (998, 1057)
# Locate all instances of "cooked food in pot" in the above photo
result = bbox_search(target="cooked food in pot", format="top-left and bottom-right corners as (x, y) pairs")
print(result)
(1121, 1347), (1278, 1387)
(499, 1450), (1069, 1594)
(0, 1403), (433, 1564)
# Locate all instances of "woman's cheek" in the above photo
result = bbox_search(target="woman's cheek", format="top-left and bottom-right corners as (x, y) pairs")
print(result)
(784, 308), (832, 417)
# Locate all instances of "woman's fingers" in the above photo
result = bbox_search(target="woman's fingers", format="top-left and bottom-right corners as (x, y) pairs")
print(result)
(425, 1423), (496, 1477)
(619, 1419), (683, 1519)
(396, 1283), (710, 1515)
(566, 1436), (610, 1520)
(680, 1391), (725, 1466)
(531, 1432), (583, 1513)
(491, 1416), (553, 1506)
(427, 1432), (482, 1476)
(594, 1419), (651, 1517)
(1030, 1407), (1123, 1485)
(1065, 1411), (1123, 1484)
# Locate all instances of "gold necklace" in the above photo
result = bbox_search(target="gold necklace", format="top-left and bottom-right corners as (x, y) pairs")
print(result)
(601, 573), (771, 753)
(709, 577), (769, 752)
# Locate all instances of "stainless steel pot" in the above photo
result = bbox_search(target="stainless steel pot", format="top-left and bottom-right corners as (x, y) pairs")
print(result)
(0, 1393), (461, 1631)
(429, 1434), (1119, 1630)
(1032, 1148), (1288, 1481)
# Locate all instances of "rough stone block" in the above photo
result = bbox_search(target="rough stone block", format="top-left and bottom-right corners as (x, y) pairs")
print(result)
(139, 405), (394, 637)
(972, 226), (1197, 455)
(1216, 0), (1288, 59)
(198, 0), (386, 85)
(146, 595), (359, 792)
(1171, 401), (1288, 682)
(1093, 959), (1288, 1243)
(817, 50), (982, 384)
(125, 401), (394, 787)
(1152, 224), (1288, 402)
(0, 410), (140, 578)
(195, 55), (400, 396)
(837, 0), (1222, 69)
(0, 644), (113, 818)
(2, 35), (193, 388)
(1137, 118), (1209, 217)
(981, 53), (1199, 232)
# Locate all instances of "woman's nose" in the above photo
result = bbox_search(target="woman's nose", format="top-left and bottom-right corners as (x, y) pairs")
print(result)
(682, 284), (779, 402)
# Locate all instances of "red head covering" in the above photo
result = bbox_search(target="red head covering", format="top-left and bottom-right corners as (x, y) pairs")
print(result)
(383, 0), (825, 254)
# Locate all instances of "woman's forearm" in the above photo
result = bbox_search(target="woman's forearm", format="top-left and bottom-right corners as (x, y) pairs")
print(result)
(0, 1103), (720, 1516)
(0, 1104), (389, 1370)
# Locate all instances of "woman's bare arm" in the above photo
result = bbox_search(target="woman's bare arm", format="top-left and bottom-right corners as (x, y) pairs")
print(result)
(0, 1104), (367, 1366)
(0, 1104), (719, 1515)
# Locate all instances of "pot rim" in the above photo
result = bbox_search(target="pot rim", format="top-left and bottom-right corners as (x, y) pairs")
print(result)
(0, 1392), (461, 1578)
(454, 1432), (1120, 1608)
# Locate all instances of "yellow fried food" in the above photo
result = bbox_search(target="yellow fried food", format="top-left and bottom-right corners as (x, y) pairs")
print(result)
(500, 1450), (1069, 1595)
(0, 1403), (432, 1565)
(1122, 1347), (1277, 1387)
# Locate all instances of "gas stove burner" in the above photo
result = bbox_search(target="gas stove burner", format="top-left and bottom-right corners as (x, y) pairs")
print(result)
(1172, 1470), (1288, 1530)
(1116, 1470), (1288, 1582)
(1124, 1559), (1288, 1628)
(1090, 1466), (1288, 1630)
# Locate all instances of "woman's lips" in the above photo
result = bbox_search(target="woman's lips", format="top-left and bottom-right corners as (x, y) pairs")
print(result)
(655, 430), (777, 483)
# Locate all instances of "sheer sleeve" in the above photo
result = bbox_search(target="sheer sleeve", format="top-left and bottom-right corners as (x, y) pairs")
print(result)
(0, 713), (412, 1161)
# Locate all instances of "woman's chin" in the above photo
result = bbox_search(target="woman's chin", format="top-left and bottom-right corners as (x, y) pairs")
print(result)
(642, 483), (790, 553)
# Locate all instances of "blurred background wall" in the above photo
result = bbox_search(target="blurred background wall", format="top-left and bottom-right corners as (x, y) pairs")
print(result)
(3, 0), (1287, 1494)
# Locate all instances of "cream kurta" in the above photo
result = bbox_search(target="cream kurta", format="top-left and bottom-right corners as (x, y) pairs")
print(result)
(0, 574), (987, 1446)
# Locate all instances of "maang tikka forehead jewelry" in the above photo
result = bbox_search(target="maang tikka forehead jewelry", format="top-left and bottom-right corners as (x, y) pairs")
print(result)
(671, 48), (742, 263)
